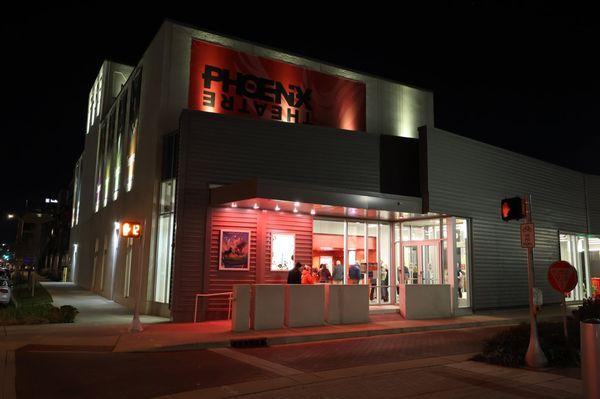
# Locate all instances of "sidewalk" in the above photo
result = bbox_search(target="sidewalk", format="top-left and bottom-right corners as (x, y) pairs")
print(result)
(1, 301), (567, 354)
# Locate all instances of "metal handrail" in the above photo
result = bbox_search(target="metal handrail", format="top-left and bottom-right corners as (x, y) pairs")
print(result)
(193, 292), (233, 323)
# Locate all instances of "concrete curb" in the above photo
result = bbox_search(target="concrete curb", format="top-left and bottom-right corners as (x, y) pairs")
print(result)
(134, 315), (563, 353)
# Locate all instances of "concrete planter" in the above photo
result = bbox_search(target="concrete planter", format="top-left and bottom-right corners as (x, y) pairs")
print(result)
(285, 284), (325, 327)
(398, 284), (452, 319)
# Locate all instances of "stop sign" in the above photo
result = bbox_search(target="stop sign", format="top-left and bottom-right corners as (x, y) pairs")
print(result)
(547, 261), (578, 294)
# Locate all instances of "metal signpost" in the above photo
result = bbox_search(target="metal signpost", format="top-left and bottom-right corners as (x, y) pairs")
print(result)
(547, 260), (578, 339)
(521, 195), (547, 368)
(120, 220), (145, 333)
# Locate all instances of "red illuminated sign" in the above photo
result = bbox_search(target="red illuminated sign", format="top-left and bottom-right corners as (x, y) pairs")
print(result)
(120, 221), (142, 238)
(189, 40), (366, 131)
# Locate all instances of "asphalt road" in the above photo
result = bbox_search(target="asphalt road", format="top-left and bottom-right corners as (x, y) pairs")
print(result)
(15, 326), (507, 399)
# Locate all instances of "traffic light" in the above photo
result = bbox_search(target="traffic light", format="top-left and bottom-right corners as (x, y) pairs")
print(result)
(501, 197), (524, 221)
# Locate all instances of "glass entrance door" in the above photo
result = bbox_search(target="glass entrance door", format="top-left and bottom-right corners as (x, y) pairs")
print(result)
(421, 244), (440, 284)
(402, 242), (441, 285)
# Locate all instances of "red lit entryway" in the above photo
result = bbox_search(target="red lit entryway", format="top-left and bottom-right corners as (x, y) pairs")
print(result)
(201, 179), (471, 320)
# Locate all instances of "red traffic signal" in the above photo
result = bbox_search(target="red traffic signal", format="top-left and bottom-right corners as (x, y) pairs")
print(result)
(500, 197), (524, 221)
(120, 221), (142, 238)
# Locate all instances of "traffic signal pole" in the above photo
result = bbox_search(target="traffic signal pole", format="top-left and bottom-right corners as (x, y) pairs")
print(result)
(523, 194), (548, 368)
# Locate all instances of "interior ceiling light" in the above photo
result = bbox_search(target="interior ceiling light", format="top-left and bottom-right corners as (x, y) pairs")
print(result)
(275, 204), (280, 211)
(253, 203), (260, 209)
(231, 202), (237, 208)
(310, 209), (316, 215)
(294, 202), (300, 207)
(293, 207), (298, 213)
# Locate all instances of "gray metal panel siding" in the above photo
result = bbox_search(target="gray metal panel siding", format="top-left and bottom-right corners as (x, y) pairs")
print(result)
(182, 111), (380, 191)
(171, 110), (381, 321)
(586, 175), (600, 235)
(427, 128), (587, 309)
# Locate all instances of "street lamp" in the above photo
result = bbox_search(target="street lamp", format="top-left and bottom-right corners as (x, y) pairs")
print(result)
(7, 213), (15, 220)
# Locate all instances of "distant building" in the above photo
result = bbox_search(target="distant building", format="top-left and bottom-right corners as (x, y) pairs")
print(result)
(39, 189), (73, 279)
(69, 20), (600, 322)
(13, 193), (71, 277)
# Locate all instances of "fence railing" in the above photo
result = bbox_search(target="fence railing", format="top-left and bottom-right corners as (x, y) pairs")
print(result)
(193, 292), (233, 323)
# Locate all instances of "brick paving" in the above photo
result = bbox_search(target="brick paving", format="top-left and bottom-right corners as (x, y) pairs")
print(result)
(237, 326), (504, 372)
(15, 348), (276, 399)
(14, 325), (581, 399)
(238, 365), (578, 399)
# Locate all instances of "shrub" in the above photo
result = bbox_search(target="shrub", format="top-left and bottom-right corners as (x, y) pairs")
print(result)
(474, 321), (579, 367)
(572, 297), (600, 323)
(59, 305), (79, 323)
(0, 303), (79, 325)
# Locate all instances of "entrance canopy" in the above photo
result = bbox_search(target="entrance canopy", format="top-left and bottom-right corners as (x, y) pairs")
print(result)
(210, 179), (425, 220)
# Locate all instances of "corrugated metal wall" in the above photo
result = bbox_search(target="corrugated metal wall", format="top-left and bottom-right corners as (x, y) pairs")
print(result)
(586, 174), (600, 235)
(171, 110), (381, 322)
(427, 128), (589, 309)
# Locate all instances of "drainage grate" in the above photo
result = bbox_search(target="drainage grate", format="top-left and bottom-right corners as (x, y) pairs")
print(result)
(230, 338), (268, 348)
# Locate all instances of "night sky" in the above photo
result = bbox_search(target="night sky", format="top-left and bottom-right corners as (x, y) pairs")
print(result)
(1, 2), (599, 242)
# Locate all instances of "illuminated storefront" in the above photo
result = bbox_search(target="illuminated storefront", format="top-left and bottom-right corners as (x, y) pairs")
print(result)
(69, 20), (600, 322)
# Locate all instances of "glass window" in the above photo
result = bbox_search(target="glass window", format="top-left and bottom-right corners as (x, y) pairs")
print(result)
(560, 233), (588, 301)
(589, 236), (600, 298)
(313, 219), (345, 282)
(455, 218), (471, 308)
(271, 233), (295, 271)
(347, 221), (366, 283)
(126, 69), (142, 193)
(154, 179), (176, 303)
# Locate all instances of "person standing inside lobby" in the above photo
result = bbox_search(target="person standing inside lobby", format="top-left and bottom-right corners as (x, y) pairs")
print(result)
(349, 262), (361, 284)
(332, 260), (344, 284)
(287, 262), (302, 284)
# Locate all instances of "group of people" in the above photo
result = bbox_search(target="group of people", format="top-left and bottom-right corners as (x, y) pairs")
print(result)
(286, 260), (387, 289)
(287, 260), (344, 285)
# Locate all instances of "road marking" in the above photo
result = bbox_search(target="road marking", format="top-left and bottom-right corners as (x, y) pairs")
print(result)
(208, 348), (303, 376)
(1, 350), (16, 399)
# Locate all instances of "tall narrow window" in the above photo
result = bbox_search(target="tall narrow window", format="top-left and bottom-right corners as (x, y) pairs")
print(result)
(91, 239), (99, 290)
(114, 93), (127, 201)
(154, 179), (176, 303)
(455, 218), (471, 308)
(99, 237), (107, 291)
(94, 123), (106, 212)
(126, 69), (142, 192)
(103, 113), (115, 207)
(560, 233), (588, 301)
(71, 158), (82, 227)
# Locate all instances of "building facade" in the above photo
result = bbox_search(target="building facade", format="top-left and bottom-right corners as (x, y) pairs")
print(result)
(69, 20), (600, 322)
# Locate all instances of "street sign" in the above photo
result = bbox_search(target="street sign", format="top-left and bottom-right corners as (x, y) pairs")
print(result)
(548, 261), (578, 293)
(120, 221), (142, 238)
(520, 222), (535, 248)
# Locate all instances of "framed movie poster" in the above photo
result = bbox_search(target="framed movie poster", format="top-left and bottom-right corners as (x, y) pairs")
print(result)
(219, 230), (251, 271)
(270, 232), (295, 271)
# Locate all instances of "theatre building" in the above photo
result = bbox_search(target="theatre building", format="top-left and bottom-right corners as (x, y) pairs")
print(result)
(69, 20), (600, 322)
